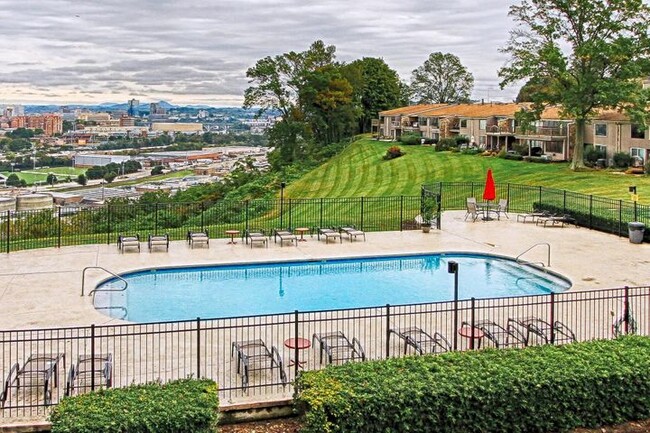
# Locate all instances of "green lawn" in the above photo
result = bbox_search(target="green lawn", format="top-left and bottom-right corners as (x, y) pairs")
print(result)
(1, 167), (86, 185)
(287, 137), (650, 203)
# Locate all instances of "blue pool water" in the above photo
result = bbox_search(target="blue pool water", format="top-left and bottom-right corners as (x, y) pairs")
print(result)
(94, 254), (571, 323)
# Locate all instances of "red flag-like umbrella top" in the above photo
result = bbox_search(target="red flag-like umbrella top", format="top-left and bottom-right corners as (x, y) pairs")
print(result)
(483, 169), (496, 201)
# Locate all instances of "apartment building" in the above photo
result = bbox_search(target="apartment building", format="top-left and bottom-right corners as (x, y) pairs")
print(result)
(8, 114), (63, 136)
(378, 103), (650, 164)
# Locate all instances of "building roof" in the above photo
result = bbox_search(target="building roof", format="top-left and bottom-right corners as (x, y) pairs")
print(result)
(417, 103), (526, 118)
(379, 104), (449, 116)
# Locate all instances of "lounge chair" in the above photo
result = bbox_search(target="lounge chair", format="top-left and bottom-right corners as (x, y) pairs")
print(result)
(517, 210), (551, 223)
(312, 331), (366, 364)
(117, 234), (140, 252)
(244, 229), (268, 248)
(472, 320), (526, 348)
(464, 201), (480, 222)
(65, 354), (112, 396)
(231, 339), (287, 390)
(536, 214), (577, 228)
(508, 317), (576, 346)
(1, 353), (64, 407)
(389, 326), (451, 355)
(273, 228), (297, 247)
(317, 227), (342, 244)
(148, 233), (169, 252)
(187, 230), (209, 248)
(339, 225), (366, 242)
(494, 199), (509, 219)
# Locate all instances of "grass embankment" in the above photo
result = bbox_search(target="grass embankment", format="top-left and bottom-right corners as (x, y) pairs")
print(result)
(288, 137), (650, 203)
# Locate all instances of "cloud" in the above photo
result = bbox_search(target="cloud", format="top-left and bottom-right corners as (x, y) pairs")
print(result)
(0, 0), (520, 104)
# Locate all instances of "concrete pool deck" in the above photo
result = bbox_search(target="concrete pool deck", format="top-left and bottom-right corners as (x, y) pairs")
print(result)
(1, 210), (649, 330)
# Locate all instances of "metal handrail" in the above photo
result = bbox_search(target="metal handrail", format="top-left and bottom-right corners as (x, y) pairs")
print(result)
(81, 266), (128, 297)
(516, 242), (551, 267)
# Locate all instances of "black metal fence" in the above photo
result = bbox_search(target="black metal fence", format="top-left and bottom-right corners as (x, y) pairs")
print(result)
(1, 285), (646, 418)
(0, 196), (426, 253)
(424, 182), (650, 241)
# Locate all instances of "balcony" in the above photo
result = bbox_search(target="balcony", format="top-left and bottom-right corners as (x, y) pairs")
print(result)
(515, 125), (567, 140)
(486, 124), (515, 135)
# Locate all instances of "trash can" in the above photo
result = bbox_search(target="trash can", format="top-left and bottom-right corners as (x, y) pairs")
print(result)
(628, 222), (645, 244)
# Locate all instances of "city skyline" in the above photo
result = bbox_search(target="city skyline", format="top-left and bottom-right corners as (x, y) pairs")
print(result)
(1, 0), (520, 106)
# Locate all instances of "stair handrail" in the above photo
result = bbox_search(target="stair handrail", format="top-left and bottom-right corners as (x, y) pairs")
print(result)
(82, 266), (128, 297)
(515, 242), (551, 267)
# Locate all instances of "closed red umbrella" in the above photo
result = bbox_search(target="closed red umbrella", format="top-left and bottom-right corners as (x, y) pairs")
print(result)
(483, 169), (496, 202)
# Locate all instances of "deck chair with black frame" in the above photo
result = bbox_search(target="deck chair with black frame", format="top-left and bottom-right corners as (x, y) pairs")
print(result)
(244, 228), (269, 248)
(472, 319), (526, 349)
(65, 353), (112, 396)
(148, 233), (169, 252)
(117, 234), (140, 252)
(339, 225), (366, 242)
(187, 230), (209, 248)
(389, 326), (451, 355)
(317, 227), (342, 244)
(312, 331), (366, 365)
(231, 339), (287, 391)
(1, 353), (64, 407)
(508, 317), (576, 346)
(273, 228), (297, 247)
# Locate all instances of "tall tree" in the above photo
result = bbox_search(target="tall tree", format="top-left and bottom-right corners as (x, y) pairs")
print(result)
(344, 58), (403, 133)
(499, 0), (650, 170)
(410, 52), (474, 104)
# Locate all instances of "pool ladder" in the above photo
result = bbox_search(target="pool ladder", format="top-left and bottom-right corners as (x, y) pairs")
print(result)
(81, 266), (129, 297)
(516, 243), (551, 268)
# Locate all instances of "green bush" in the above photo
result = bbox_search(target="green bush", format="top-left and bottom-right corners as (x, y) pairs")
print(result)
(523, 156), (552, 163)
(436, 138), (457, 151)
(399, 132), (422, 146)
(383, 145), (405, 160)
(296, 337), (650, 433)
(584, 145), (606, 166)
(503, 153), (523, 161)
(613, 152), (633, 168)
(49, 379), (219, 433)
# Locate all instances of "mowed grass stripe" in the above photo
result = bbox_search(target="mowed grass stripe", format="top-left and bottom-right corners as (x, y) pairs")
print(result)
(287, 137), (650, 203)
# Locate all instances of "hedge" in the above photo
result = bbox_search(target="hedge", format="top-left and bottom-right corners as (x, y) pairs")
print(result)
(49, 379), (219, 433)
(295, 337), (650, 433)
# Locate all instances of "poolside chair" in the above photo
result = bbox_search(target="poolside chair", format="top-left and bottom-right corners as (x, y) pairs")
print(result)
(494, 199), (509, 219)
(339, 225), (366, 242)
(65, 354), (112, 396)
(117, 234), (140, 252)
(1, 353), (64, 407)
(273, 228), (297, 247)
(536, 214), (577, 228)
(517, 210), (552, 223)
(389, 326), (451, 355)
(244, 228), (268, 248)
(148, 233), (169, 252)
(508, 317), (576, 346)
(187, 230), (209, 248)
(317, 227), (342, 244)
(472, 320), (526, 349)
(464, 201), (480, 222)
(231, 339), (287, 390)
(312, 331), (366, 364)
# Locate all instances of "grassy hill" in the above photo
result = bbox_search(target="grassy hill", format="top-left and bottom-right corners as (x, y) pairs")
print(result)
(287, 137), (650, 203)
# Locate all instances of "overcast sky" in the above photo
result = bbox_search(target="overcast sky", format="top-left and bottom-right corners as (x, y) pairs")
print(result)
(0, 0), (522, 106)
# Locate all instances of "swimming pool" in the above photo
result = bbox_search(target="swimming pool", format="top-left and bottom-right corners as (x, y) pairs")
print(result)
(94, 253), (571, 322)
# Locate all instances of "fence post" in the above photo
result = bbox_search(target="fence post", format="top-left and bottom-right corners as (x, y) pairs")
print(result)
(196, 317), (201, 378)
(589, 195), (593, 229)
(288, 199), (293, 229)
(200, 202), (205, 232)
(563, 190), (567, 214)
(245, 200), (250, 233)
(549, 293), (556, 344)
(57, 207), (62, 248)
(624, 286), (630, 335)
(106, 205), (111, 245)
(619, 200), (623, 237)
(294, 310), (299, 380)
(360, 197), (365, 231)
(154, 203), (159, 235)
(538, 186), (542, 208)
(470, 297), (476, 350)
(5, 210), (9, 254)
(399, 196), (404, 232)
(634, 201), (638, 222)
(319, 198), (324, 229)
(385, 304), (391, 359)
(506, 184), (510, 209)
(90, 324), (96, 391)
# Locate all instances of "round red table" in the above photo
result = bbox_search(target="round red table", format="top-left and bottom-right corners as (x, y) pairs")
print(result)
(458, 326), (484, 349)
(284, 337), (311, 368)
(295, 227), (309, 242)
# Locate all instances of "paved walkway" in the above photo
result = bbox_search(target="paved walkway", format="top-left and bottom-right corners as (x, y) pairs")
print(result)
(1, 211), (649, 330)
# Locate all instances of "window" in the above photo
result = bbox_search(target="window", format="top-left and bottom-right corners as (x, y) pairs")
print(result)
(595, 144), (607, 158)
(546, 141), (563, 153)
(631, 124), (646, 139)
(418, 117), (428, 127)
(430, 118), (439, 128)
(630, 147), (646, 164)
(479, 136), (486, 145)
(460, 119), (467, 128)
(479, 119), (486, 130)
(594, 123), (607, 136)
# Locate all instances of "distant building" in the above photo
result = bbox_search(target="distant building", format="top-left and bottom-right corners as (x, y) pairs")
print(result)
(8, 114), (62, 136)
(150, 123), (203, 134)
(150, 103), (166, 115)
(73, 154), (134, 167)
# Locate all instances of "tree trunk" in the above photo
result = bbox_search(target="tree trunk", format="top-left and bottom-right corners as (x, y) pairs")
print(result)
(569, 118), (586, 170)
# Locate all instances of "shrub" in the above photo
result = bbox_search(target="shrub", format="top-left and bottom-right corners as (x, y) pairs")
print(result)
(49, 379), (219, 433)
(436, 138), (457, 151)
(645, 160), (650, 175)
(523, 156), (552, 163)
(503, 153), (523, 161)
(151, 165), (165, 175)
(455, 135), (470, 145)
(613, 152), (633, 168)
(584, 145), (606, 166)
(296, 337), (650, 433)
(460, 148), (481, 155)
(383, 145), (405, 160)
(399, 132), (422, 146)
